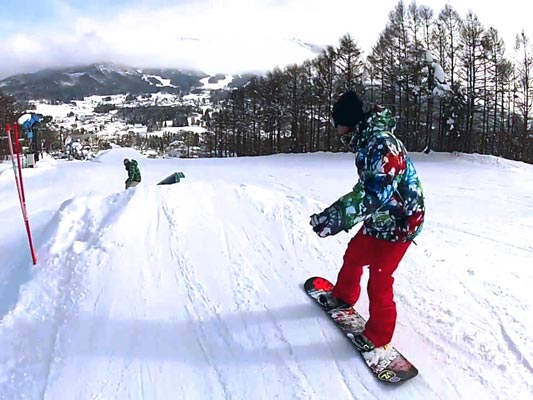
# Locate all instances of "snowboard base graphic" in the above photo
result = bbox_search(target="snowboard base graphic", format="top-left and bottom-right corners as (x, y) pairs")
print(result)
(304, 276), (418, 384)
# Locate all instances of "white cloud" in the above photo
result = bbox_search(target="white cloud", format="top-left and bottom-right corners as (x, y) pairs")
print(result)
(0, 0), (532, 79)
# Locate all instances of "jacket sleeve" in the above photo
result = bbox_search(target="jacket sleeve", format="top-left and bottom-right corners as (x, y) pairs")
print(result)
(320, 137), (407, 235)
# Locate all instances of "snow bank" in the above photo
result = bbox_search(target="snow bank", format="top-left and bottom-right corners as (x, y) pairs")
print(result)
(0, 148), (532, 399)
(92, 147), (146, 164)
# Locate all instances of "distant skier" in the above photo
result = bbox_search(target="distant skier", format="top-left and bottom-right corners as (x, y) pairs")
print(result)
(18, 113), (44, 162)
(309, 91), (425, 352)
(124, 158), (141, 189)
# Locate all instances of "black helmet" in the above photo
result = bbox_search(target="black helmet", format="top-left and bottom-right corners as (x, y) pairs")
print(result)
(331, 91), (365, 128)
(123, 158), (129, 165)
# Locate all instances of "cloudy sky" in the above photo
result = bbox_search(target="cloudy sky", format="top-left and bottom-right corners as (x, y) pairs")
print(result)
(0, 0), (531, 79)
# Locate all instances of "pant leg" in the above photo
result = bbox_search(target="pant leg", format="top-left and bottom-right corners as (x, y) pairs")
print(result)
(125, 180), (139, 189)
(363, 237), (411, 347)
(332, 228), (374, 305)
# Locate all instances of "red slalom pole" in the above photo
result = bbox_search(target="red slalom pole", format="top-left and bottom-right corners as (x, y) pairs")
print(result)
(6, 123), (37, 265)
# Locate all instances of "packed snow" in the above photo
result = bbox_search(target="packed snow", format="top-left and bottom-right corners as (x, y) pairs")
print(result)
(0, 149), (532, 399)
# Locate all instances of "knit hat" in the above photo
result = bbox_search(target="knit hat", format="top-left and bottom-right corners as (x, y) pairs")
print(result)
(331, 91), (365, 128)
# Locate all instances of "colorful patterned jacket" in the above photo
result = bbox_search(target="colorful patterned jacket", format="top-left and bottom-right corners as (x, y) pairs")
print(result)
(318, 109), (425, 242)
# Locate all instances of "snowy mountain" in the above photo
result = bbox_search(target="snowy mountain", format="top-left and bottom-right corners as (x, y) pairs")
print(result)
(0, 33), (324, 102)
(0, 64), (209, 101)
(0, 149), (532, 399)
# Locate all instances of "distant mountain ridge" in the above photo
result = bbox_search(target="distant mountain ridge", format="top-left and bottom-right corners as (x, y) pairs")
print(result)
(0, 35), (326, 102)
(0, 63), (209, 101)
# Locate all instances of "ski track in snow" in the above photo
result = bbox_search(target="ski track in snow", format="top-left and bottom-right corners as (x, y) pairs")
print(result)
(159, 183), (337, 399)
(0, 152), (532, 399)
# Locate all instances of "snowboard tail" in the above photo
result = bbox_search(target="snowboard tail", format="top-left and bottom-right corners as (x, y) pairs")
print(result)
(304, 276), (418, 384)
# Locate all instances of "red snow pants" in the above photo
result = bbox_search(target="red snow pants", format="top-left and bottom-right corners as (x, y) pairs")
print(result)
(332, 228), (411, 347)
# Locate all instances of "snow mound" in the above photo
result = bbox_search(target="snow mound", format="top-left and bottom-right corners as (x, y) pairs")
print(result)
(453, 152), (533, 171)
(0, 183), (343, 398)
(92, 147), (146, 165)
(1, 150), (532, 399)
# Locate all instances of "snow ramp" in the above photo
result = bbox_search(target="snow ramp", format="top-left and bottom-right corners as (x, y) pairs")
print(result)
(1, 178), (530, 399)
(1, 183), (387, 400)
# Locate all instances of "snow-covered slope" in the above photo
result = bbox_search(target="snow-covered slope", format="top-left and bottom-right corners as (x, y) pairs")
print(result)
(0, 150), (532, 399)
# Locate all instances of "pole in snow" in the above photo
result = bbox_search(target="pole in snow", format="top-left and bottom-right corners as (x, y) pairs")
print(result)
(5, 123), (37, 265)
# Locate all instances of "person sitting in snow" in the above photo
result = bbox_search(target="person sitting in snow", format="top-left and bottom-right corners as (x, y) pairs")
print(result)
(310, 90), (425, 352)
(123, 158), (141, 189)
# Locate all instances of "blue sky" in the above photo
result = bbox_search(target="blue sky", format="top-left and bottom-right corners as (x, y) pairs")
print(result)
(0, 0), (532, 79)
(0, 0), (136, 39)
(1, 0), (133, 26)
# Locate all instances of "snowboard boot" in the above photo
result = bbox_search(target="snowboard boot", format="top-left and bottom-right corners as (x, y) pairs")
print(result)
(318, 292), (353, 311)
(352, 333), (376, 352)
(362, 343), (395, 367)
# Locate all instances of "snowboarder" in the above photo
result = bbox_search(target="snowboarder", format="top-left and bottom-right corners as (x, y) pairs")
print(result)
(124, 158), (141, 189)
(309, 91), (425, 352)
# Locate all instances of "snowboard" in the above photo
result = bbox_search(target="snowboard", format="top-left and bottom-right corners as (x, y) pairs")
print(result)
(304, 276), (418, 384)
(157, 172), (185, 185)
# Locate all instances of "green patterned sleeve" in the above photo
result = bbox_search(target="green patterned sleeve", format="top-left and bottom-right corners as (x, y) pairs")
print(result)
(315, 184), (367, 237)
(332, 183), (369, 231)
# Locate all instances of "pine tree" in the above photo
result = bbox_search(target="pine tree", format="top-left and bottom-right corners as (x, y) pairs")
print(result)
(514, 30), (533, 160)
(459, 11), (485, 153)
(0, 89), (21, 159)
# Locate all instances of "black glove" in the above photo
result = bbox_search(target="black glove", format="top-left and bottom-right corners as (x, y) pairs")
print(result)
(310, 213), (329, 237)
(310, 203), (344, 238)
